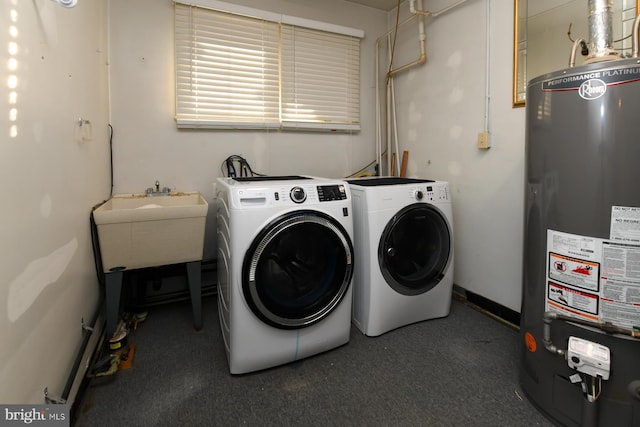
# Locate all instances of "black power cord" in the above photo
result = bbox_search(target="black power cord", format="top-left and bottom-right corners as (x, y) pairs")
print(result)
(221, 155), (264, 178)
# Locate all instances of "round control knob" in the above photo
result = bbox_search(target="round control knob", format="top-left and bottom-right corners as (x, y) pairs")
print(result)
(415, 190), (424, 200)
(290, 186), (306, 203)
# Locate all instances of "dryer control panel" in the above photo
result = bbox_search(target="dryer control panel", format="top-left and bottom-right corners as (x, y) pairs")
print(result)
(422, 183), (449, 202)
(412, 183), (449, 202)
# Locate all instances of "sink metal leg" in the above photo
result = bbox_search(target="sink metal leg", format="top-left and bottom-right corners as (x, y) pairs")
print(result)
(186, 261), (202, 330)
(105, 270), (123, 338)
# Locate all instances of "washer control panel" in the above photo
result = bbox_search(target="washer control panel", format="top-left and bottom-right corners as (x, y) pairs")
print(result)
(317, 184), (348, 202)
(233, 182), (349, 208)
(412, 183), (449, 202)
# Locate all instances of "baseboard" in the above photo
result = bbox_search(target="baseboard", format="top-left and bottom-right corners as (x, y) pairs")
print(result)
(67, 310), (105, 419)
(453, 285), (521, 330)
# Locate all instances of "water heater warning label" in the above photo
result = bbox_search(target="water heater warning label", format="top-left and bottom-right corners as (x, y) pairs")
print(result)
(610, 206), (640, 244)
(547, 281), (599, 318)
(549, 252), (599, 291)
(546, 229), (640, 329)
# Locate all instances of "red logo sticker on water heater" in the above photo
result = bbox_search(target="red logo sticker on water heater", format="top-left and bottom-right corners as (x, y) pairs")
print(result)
(524, 332), (537, 352)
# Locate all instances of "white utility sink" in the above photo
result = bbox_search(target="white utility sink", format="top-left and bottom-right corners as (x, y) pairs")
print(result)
(93, 192), (208, 272)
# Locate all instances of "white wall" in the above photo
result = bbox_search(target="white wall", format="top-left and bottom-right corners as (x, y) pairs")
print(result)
(108, 0), (388, 260)
(0, 0), (110, 403)
(389, 0), (526, 311)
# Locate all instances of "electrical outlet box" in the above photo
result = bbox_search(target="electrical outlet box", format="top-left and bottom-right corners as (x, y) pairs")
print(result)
(477, 132), (490, 149)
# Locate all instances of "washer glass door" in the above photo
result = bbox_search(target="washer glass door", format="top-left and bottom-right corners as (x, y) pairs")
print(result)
(379, 204), (451, 295)
(243, 210), (353, 329)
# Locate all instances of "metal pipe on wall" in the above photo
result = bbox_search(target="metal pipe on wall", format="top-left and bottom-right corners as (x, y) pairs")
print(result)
(374, 0), (469, 176)
(632, 13), (640, 57)
(410, 0), (469, 17)
(387, 0), (427, 78)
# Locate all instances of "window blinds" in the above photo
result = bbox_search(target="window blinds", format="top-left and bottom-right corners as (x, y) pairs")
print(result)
(280, 26), (361, 131)
(174, 2), (361, 131)
(174, 5), (280, 128)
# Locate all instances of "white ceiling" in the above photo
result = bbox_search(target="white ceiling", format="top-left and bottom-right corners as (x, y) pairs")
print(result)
(344, 0), (401, 11)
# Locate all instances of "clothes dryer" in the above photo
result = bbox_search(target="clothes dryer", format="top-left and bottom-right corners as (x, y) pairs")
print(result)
(216, 176), (354, 374)
(347, 177), (454, 336)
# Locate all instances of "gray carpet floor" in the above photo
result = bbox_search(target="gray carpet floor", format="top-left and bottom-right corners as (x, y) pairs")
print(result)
(74, 295), (553, 426)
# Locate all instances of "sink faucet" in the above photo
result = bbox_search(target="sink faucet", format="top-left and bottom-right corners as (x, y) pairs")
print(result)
(146, 180), (171, 196)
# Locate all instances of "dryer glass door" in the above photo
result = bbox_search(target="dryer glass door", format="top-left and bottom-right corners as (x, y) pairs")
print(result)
(243, 210), (354, 329)
(379, 204), (451, 295)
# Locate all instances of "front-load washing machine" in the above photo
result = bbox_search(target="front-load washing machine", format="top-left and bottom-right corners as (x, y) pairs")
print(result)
(347, 177), (454, 337)
(216, 175), (354, 374)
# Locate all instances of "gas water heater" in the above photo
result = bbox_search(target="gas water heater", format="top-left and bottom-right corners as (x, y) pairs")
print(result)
(520, 1), (640, 426)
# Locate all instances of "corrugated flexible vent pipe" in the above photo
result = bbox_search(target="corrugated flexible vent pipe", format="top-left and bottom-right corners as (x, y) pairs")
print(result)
(586, 0), (619, 62)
